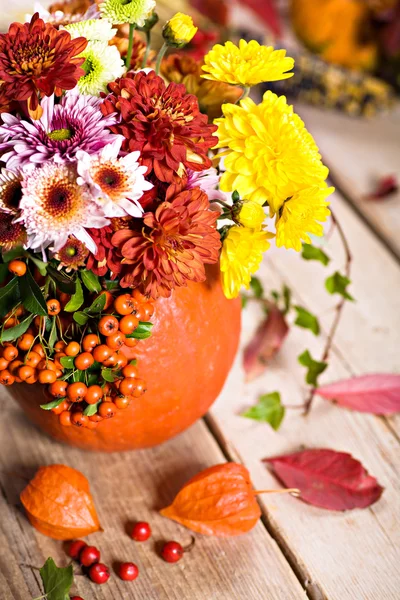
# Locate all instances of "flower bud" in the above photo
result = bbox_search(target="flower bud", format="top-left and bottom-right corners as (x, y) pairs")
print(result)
(163, 13), (198, 48)
(137, 11), (159, 32)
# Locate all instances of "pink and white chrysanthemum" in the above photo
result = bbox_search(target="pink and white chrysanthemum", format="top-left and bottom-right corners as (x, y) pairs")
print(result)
(186, 167), (225, 201)
(19, 163), (109, 254)
(0, 168), (23, 213)
(0, 90), (120, 169)
(76, 139), (152, 218)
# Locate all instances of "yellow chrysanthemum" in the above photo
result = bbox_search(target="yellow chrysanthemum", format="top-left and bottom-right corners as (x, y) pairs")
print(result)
(220, 226), (273, 299)
(275, 185), (334, 252)
(237, 199), (266, 229)
(202, 40), (294, 87)
(163, 13), (198, 48)
(215, 91), (329, 215)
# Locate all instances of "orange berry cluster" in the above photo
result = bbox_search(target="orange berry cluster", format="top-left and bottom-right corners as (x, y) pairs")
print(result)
(0, 289), (155, 430)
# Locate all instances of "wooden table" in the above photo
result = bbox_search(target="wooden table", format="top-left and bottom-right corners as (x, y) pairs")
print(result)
(1, 104), (400, 599)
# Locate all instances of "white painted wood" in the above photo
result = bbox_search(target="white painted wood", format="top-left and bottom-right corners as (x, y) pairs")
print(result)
(208, 189), (400, 600)
(296, 103), (400, 259)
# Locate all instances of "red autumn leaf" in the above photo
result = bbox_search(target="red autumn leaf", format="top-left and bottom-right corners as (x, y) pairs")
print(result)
(264, 449), (384, 510)
(20, 464), (101, 540)
(316, 374), (400, 415)
(243, 306), (288, 381)
(160, 463), (261, 536)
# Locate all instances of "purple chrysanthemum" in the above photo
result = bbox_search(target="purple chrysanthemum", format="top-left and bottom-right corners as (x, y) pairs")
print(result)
(0, 90), (121, 169)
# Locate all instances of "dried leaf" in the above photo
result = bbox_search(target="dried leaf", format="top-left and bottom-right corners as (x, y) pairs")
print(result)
(316, 374), (400, 415)
(160, 463), (261, 536)
(20, 464), (101, 540)
(264, 449), (384, 510)
(243, 306), (289, 381)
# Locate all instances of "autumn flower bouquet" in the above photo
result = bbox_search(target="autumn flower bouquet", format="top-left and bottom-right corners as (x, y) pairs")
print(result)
(0, 0), (333, 448)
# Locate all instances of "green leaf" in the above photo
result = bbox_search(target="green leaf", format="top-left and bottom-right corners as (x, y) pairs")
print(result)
(232, 190), (240, 203)
(298, 350), (328, 387)
(40, 398), (65, 410)
(73, 311), (89, 326)
(302, 243), (330, 266)
(64, 278), (84, 312)
(250, 276), (264, 299)
(29, 255), (48, 276)
(325, 271), (354, 301)
(73, 370), (85, 382)
(80, 270), (101, 293)
(83, 401), (101, 416)
(242, 392), (285, 431)
(39, 557), (73, 600)
(60, 356), (74, 369)
(283, 285), (291, 315)
(46, 265), (76, 295)
(0, 277), (20, 318)
(294, 306), (320, 336)
(2, 246), (25, 263)
(0, 315), (34, 343)
(18, 270), (47, 316)
(101, 368), (116, 382)
(241, 295), (248, 309)
(105, 280), (119, 290)
(48, 317), (58, 351)
(85, 293), (106, 315)
(129, 359), (137, 366)
(126, 321), (153, 339)
(0, 263), (8, 284)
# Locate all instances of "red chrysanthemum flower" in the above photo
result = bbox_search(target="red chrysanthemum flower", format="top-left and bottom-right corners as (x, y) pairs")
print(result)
(111, 187), (221, 298)
(86, 217), (133, 277)
(0, 13), (87, 112)
(54, 236), (89, 272)
(101, 70), (218, 183)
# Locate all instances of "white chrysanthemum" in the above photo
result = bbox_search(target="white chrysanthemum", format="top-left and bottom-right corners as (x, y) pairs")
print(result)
(0, 168), (23, 213)
(19, 163), (109, 253)
(77, 41), (124, 96)
(64, 19), (117, 42)
(100, 0), (156, 26)
(77, 138), (152, 218)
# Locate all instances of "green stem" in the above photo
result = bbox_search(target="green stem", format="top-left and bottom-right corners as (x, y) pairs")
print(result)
(125, 23), (136, 70)
(141, 30), (151, 69)
(155, 42), (168, 75)
(236, 86), (250, 104)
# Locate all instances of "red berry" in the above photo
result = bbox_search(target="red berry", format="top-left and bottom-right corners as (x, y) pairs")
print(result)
(131, 521), (151, 542)
(89, 563), (110, 584)
(118, 562), (139, 581)
(67, 540), (87, 560)
(71, 597), (85, 600)
(161, 541), (184, 563)
(79, 545), (100, 567)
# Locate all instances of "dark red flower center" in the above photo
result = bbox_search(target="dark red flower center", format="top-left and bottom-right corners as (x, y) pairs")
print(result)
(45, 185), (73, 217)
(2, 181), (23, 211)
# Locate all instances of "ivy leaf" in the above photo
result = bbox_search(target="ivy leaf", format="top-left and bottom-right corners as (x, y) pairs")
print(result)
(101, 368), (116, 382)
(73, 311), (89, 326)
(64, 278), (84, 312)
(283, 285), (291, 315)
(0, 315), (34, 343)
(39, 557), (73, 600)
(85, 293), (106, 315)
(241, 295), (248, 309)
(325, 272), (354, 301)
(250, 276), (264, 299)
(84, 401), (101, 416)
(0, 277), (20, 318)
(80, 270), (101, 293)
(242, 391), (285, 431)
(298, 350), (328, 387)
(126, 321), (153, 339)
(18, 270), (47, 316)
(60, 356), (74, 369)
(294, 306), (320, 336)
(40, 398), (65, 410)
(302, 243), (330, 266)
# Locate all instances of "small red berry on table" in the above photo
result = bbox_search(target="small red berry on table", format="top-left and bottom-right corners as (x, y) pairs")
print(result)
(79, 545), (100, 567)
(70, 596), (85, 600)
(88, 563), (110, 584)
(131, 521), (151, 542)
(161, 541), (184, 563)
(118, 562), (139, 581)
(67, 540), (87, 560)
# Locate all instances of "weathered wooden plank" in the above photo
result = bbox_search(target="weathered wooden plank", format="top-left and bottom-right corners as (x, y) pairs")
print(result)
(297, 103), (400, 259)
(207, 190), (400, 600)
(0, 396), (306, 600)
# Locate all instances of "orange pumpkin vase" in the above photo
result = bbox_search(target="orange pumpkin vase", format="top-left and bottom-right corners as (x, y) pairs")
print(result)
(9, 266), (241, 452)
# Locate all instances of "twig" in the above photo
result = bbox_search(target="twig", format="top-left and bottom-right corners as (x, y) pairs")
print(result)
(304, 209), (352, 414)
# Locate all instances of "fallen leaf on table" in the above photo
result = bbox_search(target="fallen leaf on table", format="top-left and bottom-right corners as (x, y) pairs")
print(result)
(38, 557), (73, 600)
(243, 306), (289, 381)
(20, 464), (101, 540)
(242, 391), (285, 431)
(316, 374), (400, 414)
(160, 463), (262, 536)
(264, 448), (384, 510)
(367, 174), (398, 200)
